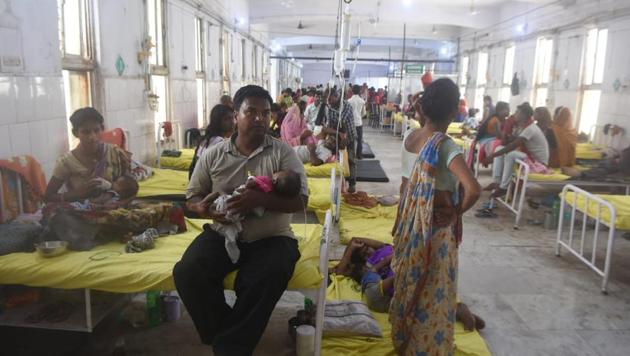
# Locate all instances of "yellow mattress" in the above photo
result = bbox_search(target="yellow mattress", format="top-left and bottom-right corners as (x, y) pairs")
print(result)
(0, 219), (323, 293)
(339, 203), (398, 245)
(576, 143), (606, 160)
(563, 193), (630, 230)
(307, 177), (332, 212)
(137, 168), (189, 197)
(322, 275), (491, 356)
(159, 148), (195, 170)
(137, 170), (331, 213)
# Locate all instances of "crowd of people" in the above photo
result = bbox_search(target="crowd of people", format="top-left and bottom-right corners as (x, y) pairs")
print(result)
(38, 75), (585, 355)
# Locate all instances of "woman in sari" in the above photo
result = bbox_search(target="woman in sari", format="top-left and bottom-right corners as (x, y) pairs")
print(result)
(391, 78), (481, 356)
(280, 101), (316, 147)
(549, 107), (577, 168)
(45, 107), (130, 203)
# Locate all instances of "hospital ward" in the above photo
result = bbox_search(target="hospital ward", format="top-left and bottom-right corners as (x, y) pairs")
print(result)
(2, 0), (630, 355)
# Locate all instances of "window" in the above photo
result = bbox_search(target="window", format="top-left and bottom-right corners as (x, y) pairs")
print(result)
(578, 28), (608, 134)
(195, 18), (206, 128)
(146, 0), (169, 137)
(252, 45), (258, 83)
(147, 0), (166, 67)
(460, 56), (469, 97)
(58, 0), (95, 147)
(499, 45), (515, 102)
(220, 29), (231, 94)
(474, 52), (488, 109)
(532, 37), (553, 107)
(241, 39), (247, 81)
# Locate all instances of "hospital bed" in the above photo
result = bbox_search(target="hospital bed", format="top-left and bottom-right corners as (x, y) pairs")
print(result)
(495, 158), (630, 228)
(0, 212), (332, 355)
(136, 168), (339, 219)
(555, 185), (630, 293)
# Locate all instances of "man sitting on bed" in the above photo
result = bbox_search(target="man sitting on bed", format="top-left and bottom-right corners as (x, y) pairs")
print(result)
(482, 102), (550, 197)
(174, 85), (309, 356)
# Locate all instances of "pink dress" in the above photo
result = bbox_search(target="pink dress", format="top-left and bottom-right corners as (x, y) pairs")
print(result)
(280, 104), (317, 147)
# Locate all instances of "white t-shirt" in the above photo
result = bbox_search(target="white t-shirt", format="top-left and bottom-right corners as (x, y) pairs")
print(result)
(293, 142), (333, 164)
(519, 124), (550, 164)
(347, 95), (366, 127)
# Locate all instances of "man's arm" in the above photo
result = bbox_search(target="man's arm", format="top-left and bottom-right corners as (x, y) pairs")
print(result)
(491, 137), (525, 159)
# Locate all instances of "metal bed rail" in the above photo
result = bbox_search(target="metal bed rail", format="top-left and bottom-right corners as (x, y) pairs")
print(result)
(555, 184), (617, 293)
(495, 159), (630, 229)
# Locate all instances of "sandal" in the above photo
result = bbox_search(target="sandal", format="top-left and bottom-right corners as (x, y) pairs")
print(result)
(475, 208), (497, 218)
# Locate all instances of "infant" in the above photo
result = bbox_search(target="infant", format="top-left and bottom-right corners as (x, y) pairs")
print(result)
(212, 170), (302, 263)
(71, 176), (139, 210)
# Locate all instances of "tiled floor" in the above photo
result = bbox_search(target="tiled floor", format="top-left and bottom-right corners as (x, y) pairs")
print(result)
(3, 126), (630, 356)
(358, 127), (630, 356)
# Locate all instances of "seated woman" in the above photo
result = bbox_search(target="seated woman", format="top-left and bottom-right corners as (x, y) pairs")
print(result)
(269, 103), (286, 138)
(45, 107), (130, 203)
(476, 101), (510, 156)
(188, 104), (235, 178)
(281, 101), (316, 147)
(535, 107), (557, 157)
(332, 237), (485, 331)
(549, 107), (577, 168)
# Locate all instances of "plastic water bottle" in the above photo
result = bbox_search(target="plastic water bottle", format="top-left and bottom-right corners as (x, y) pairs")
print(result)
(146, 291), (161, 327)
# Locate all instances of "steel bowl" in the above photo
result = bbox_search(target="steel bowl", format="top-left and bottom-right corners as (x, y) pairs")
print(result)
(34, 241), (69, 257)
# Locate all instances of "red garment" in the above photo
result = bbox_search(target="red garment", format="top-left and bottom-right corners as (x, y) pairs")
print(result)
(0, 155), (47, 221)
(254, 176), (274, 193)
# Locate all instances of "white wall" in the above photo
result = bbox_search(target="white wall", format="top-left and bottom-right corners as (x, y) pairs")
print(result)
(0, 0), (68, 176)
(458, 0), (630, 149)
(0, 0), (285, 179)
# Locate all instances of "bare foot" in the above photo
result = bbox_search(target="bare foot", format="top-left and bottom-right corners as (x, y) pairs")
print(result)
(456, 303), (476, 331)
(473, 313), (486, 330)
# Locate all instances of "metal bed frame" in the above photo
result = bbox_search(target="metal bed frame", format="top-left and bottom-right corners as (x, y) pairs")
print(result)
(495, 159), (630, 229)
(156, 121), (183, 168)
(555, 185), (623, 293)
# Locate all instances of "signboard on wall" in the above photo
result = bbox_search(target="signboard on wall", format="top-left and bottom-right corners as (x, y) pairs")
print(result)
(405, 64), (425, 74)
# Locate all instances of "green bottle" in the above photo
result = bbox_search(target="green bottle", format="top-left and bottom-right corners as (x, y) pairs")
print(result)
(146, 291), (161, 327)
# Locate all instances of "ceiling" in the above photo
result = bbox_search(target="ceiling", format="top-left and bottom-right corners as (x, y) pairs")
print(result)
(248, 0), (554, 64)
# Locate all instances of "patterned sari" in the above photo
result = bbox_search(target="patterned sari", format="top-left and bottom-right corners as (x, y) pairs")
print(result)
(390, 132), (459, 356)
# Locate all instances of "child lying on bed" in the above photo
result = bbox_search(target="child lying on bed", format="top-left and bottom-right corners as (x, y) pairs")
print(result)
(331, 237), (485, 332)
(70, 175), (139, 210)
(292, 136), (340, 166)
(212, 170), (302, 263)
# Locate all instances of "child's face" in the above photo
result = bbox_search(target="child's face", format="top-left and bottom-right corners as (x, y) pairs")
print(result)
(112, 178), (126, 193)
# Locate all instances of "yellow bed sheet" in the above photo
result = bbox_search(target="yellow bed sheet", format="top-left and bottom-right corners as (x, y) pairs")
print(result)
(138, 170), (330, 213)
(563, 193), (630, 230)
(447, 123), (464, 135)
(339, 203), (398, 245)
(0, 219), (323, 293)
(322, 275), (492, 356)
(137, 168), (189, 197)
(576, 143), (606, 160)
(159, 148), (195, 170)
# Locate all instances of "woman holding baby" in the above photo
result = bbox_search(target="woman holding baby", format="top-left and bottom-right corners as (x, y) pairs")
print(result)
(44, 107), (131, 203)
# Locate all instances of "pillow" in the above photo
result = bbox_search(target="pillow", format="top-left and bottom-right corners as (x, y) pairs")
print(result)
(323, 300), (383, 338)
